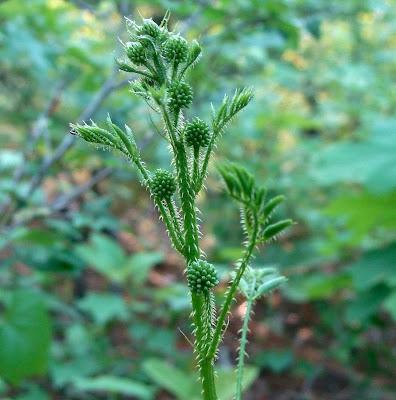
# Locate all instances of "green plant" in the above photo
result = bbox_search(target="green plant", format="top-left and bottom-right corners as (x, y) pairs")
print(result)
(236, 267), (287, 400)
(71, 15), (292, 400)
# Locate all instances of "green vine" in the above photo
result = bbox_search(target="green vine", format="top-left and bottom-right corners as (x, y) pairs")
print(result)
(236, 296), (254, 400)
(235, 266), (287, 399)
(70, 14), (293, 400)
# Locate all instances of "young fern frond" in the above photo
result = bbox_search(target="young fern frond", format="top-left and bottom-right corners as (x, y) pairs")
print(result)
(155, 199), (184, 254)
(207, 164), (292, 361)
(195, 89), (253, 193)
(70, 14), (293, 400)
(212, 88), (254, 132)
(235, 267), (287, 400)
(70, 122), (126, 153)
(236, 297), (254, 400)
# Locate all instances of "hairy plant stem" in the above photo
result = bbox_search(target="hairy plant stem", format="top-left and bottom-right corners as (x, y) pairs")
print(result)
(162, 105), (218, 400)
(207, 214), (258, 361)
(196, 121), (226, 193)
(156, 200), (184, 253)
(236, 295), (254, 400)
(165, 198), (184, 242)
(192, 146), (200, 191)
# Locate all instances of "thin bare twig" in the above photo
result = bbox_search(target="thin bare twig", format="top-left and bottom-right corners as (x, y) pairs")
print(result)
(15, 79), (70, 182)
(49, 126), (154, 213)
(0, 80), (70, 222)
(50, 167), (113, 211)
(25, 75), (129, 198)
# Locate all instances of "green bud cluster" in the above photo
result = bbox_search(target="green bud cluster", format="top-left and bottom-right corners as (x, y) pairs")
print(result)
(167, 81), (193, 111)
(136, 18), (162, 38)
(126, 42), (146, 65)
(185, 118), (211, 148)
(118, 15), (204, 108)
(162, 35), (189, 64)
(187, 260), (219, 294)
(150, 169), (176, 200)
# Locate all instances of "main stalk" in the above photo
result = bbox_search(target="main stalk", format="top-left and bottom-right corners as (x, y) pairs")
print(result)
(174, 141), (218, 400)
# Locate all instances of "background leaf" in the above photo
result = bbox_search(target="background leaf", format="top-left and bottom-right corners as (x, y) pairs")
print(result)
(77, 293), (129, 325)
(73, 376), (154, 399)
(0, 291), (52, 384)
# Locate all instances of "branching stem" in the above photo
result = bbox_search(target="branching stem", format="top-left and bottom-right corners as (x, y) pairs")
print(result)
(156, 200), (184, 254)
(160, 102), (218, 400)
(165, 198), (184, 241)
(195, 127), (218, 193)
(196, 120), (226, 192)
(207, 214), (258, 361)
(236, 288), (255, 399)
(192, 146), (200, 191)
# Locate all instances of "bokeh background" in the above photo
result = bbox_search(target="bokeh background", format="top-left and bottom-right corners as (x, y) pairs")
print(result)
(1, 0), (396, 399)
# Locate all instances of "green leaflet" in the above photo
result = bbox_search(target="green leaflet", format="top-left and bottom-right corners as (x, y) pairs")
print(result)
(218, 163), (293, 244)
(262, 219), (294, 241)
(212, 88), (254, 132)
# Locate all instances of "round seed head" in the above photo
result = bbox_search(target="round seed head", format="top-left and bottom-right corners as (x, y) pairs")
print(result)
(167, 81), (193, 112)
(126, 42), (146, 65)
(137, 19), (161, 38)
(187, 260), (219, 294)
(151, 169), (176, 199)
(162, 35), (188, 64)
(185, 118), (211, 148)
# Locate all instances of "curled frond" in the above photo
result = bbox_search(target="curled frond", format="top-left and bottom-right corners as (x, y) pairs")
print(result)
(212, 87), (254, 132)
(238, 265), (287, 300)
(218, 163), (293, 244)
(70, 121), (126, 154)
(217, 163), (257, 207)
(106, 115), (139, 161)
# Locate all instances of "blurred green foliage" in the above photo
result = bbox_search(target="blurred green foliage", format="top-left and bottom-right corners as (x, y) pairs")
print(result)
(1, 0), (396, 399)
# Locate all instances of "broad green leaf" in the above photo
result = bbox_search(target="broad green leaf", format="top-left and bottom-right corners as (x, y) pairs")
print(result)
(76, 235), (162, 284)
(51, 358), (100, 388)
(15, 386), (49, 400)
(254, 350), (294, 373)
(64, 324), (92, 357)
(0, 227), (29, 251)
(75, 234), (126, 281)
(346, 243), (396, 290)
(312, 122), (396, 193)
(125, 252), (163, 286)
(215, 367), (258, 400)
(345, 285), (391, 325)
(325, 192), (396, 241)
(383, 292), (396, 321)
(153, 283), (191, 312)
(73, 376), (153, 399)
(143, 359), (258, 400)
(0, 290), (52, 384)
(286, 273), (351, 302)
(142, 359), (195, 399)
(12, 228), (65, 246)
(77, 293), (129, 325)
